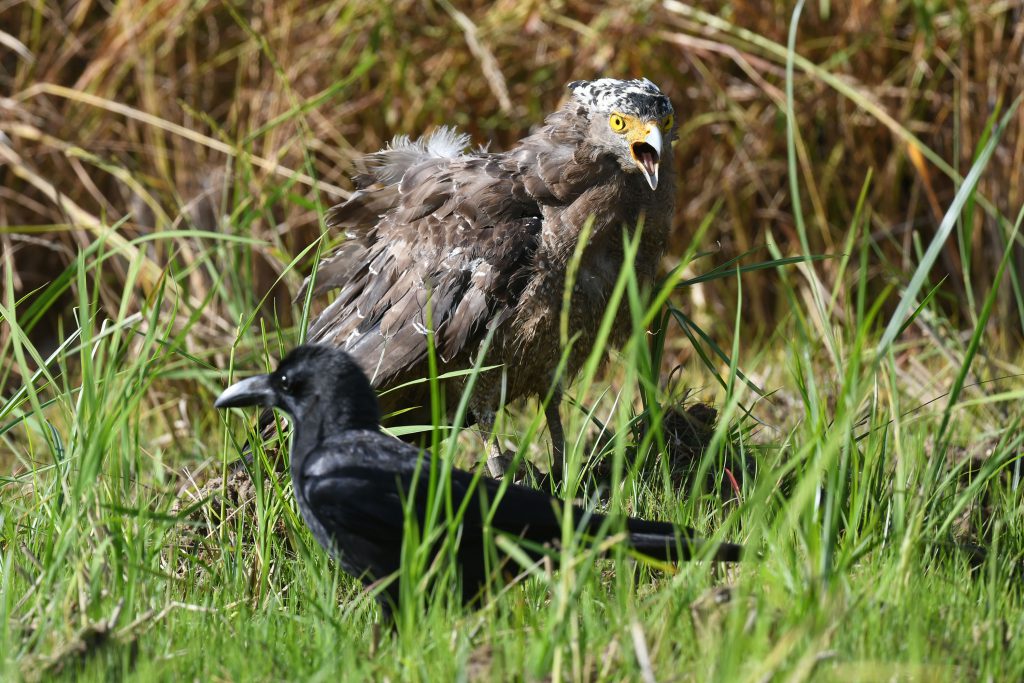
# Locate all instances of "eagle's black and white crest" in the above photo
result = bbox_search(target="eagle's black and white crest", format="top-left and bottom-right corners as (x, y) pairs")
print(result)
(301, 78), (678, 452)
(567, 78), (673, 120)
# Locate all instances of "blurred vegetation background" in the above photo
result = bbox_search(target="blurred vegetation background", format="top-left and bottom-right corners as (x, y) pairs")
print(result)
(3, 0), (1022, 365)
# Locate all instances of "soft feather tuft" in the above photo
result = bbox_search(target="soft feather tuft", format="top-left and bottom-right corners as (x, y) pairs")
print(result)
(366, 126), (472, 185)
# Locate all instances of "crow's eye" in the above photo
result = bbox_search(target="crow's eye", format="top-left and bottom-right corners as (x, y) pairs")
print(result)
(278, 373), (291, 392)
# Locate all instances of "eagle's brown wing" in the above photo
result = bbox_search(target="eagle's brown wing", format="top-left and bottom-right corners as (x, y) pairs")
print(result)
(303, 134), (544, 388)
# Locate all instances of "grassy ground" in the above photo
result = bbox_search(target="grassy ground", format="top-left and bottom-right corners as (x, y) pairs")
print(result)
(3, 1), (1024, 681)
(5, 213), (1024, 681)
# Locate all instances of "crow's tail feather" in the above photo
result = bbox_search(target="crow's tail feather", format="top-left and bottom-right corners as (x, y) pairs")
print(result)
(624, 517), (743, 562)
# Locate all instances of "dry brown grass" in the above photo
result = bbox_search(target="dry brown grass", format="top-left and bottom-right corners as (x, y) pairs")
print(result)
(2, 0), (1022, 351)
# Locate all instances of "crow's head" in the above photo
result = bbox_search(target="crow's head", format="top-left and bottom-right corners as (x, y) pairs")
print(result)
(215, 344), (380, 430)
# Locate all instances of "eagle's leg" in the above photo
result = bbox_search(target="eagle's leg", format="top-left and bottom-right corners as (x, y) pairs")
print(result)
(544, 389), (565, 483)
(480, 411), (543, 483)
(477, 410), (513, 479)
(484, 437), (513, 479)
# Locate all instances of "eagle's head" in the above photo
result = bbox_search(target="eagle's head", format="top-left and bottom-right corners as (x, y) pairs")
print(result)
(568, 78), (675, 191)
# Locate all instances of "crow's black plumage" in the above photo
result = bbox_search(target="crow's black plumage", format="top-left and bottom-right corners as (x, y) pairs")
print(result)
(215, 345), (742, 614)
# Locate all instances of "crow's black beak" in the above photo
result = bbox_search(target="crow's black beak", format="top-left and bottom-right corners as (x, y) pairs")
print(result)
(214, 374), (276, 409)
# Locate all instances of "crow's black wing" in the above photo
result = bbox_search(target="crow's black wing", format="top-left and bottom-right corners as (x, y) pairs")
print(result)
(300, 461), (409, 587)
(300, 449), (566, 552)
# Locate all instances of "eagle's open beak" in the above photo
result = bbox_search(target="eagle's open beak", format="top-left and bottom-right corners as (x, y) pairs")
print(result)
(215, 374), (276, 409)
(630, 125), (662, 191)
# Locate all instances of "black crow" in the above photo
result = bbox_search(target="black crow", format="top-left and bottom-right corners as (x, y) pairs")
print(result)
(215, 344), (742, 614)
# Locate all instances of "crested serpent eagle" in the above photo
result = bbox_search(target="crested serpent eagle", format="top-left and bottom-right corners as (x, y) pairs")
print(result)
(302, 78), (677, 480)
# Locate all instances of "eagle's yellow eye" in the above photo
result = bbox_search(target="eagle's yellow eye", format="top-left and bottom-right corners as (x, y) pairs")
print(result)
(661, 114), (674, 132)
(609, 114), (627, 132)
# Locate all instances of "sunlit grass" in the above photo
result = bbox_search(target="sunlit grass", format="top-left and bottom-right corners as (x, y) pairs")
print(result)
(3, 149), (1023, 679)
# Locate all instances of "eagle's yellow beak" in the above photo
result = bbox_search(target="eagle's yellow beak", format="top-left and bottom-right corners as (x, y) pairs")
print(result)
(628, 124), (663, 191)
